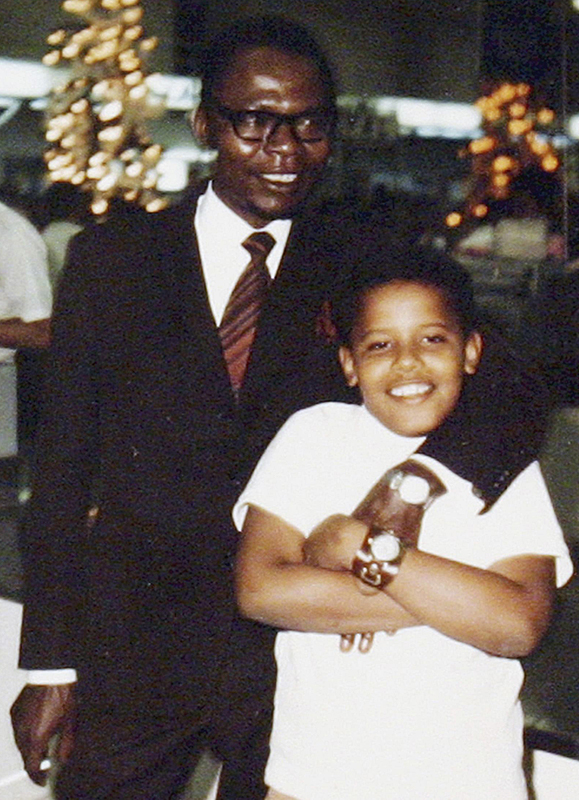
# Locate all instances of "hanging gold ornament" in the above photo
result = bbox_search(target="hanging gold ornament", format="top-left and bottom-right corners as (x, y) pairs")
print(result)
(448, 82), (561, 228)
(43, 0), (168, 216)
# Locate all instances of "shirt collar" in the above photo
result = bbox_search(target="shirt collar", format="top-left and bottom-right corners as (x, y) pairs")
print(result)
(359, 403), (426, 452)
(196, 182), (292, 254)
(193, 182), (292, 324)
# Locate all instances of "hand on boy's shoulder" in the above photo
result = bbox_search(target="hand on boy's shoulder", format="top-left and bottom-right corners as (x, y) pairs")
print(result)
(304, 514), (368, 571)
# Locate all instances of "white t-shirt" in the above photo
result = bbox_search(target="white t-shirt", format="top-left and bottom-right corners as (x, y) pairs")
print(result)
(0, 201), (52, 362)
(234, 402), (573, 800)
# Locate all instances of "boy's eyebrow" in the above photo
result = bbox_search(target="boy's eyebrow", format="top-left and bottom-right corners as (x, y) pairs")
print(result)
(419, 321), (460, 330)
(359, 321), (459, 334)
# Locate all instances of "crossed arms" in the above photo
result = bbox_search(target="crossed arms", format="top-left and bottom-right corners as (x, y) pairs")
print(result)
(236, 503), (556, 659)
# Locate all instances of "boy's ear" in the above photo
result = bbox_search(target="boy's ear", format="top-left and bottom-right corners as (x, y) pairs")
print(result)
(338, 346), (358, 387)
(464, 331), (483, 375)
(192, 105), (217, 149)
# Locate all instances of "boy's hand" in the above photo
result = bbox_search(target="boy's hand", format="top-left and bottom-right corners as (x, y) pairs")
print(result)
(304, 515), (368, 571)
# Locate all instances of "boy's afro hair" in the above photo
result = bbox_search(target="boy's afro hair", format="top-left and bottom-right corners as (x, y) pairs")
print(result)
(331, 229), (480, 344)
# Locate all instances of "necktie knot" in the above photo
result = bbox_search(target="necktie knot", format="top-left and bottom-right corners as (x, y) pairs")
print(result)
(243, 231), (275, 264)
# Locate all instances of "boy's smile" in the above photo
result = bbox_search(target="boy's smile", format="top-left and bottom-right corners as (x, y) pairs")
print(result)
(339, 280), (483, 437)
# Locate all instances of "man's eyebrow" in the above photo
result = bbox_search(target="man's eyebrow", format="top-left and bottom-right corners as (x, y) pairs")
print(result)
(240, 105), (329, 115)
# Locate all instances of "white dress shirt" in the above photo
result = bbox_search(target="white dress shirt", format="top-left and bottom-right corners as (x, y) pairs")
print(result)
(195, 182), (292, 325)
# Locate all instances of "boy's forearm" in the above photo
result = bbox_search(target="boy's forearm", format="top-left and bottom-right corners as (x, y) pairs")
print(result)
(237, 505), (419, 635)
(298, 512), (554, 657)
(381, 549), (555, 657)
(237, 558), (419, 635)
(303, 514), (367, 571)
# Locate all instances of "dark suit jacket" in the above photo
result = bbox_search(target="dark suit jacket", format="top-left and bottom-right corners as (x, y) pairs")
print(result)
(18, 194), (352, 732)
(18, 193), (546, 740)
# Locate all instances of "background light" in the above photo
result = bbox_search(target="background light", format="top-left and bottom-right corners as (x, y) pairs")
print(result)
(0, 58), (67, 98)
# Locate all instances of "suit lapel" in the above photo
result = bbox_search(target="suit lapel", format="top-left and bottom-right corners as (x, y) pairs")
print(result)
(240, 212), (335, 398)
(161, 198), (341, 409)
(159, 198), (235, 405)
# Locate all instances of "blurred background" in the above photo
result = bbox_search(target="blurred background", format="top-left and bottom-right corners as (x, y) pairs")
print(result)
(2, 0), (578, 359)
(1, 2), (579, 798)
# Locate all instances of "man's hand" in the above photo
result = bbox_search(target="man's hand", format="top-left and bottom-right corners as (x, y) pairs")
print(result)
(304, 514), (368, 571)
(353, 461), (447, 547)
(10, 684), (76, 786)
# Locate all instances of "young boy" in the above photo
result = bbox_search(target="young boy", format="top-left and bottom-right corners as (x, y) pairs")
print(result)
(234, 244), (573, 800)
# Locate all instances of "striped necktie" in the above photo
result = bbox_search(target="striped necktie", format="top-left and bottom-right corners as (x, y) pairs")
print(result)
(219, 231), (275, 395)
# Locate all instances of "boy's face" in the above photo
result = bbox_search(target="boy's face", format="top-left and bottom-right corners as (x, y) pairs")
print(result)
(339, 280), (483, 437)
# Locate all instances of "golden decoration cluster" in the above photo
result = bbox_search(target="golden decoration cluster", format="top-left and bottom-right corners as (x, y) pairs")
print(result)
(446, 82), (560, 228)
(43, 0), (167, 215)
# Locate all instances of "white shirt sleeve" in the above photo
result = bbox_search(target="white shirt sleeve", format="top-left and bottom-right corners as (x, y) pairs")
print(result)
(478, 461), (574, 587)
(233, 407), (323, 534)
(417, 457), (574, 588)
(0, 203), (52, 322)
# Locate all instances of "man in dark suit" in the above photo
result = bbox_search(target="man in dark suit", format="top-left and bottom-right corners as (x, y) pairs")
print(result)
(10, 15), (546, 800)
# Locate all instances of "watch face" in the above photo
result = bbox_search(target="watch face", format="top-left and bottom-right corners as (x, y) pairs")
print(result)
(399, 474), (431, 505)
(371, 531), (401, 561)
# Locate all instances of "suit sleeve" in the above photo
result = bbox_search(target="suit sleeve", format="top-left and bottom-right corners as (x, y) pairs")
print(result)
(19, 232), (99, 669)
(419, 326), (550, 508)
(327, 213), (550, 510)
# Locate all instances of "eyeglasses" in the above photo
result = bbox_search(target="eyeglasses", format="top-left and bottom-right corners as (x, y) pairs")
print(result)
(212, 105), (333, 143)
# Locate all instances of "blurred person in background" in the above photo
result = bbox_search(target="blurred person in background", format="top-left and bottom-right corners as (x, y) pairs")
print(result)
(0, 194), (51, 466)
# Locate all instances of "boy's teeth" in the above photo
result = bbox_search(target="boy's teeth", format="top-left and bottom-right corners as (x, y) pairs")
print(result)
(390, 382), (431, 397)
(263, 173), (297, 183)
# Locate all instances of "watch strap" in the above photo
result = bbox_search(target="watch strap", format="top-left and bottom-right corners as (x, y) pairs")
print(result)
(352, 526), (408, 589)
(353, 459), (447, 546)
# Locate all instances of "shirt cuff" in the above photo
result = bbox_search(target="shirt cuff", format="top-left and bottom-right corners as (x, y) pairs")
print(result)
(27, 669), (77, 685)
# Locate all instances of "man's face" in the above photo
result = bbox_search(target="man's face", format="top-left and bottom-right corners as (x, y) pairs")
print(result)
(194, 46), (332, 228)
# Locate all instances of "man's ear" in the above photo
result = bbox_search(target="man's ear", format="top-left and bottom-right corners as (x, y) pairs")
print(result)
(192, 105), (217, 149)
(464, 331), (483, 375)
(338, 346), (358, 387)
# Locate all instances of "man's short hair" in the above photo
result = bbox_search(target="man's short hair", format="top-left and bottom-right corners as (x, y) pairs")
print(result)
(199, 15), (337, 118)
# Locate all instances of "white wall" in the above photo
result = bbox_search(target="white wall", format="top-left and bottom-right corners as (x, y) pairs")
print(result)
(0, 598), (49, 800)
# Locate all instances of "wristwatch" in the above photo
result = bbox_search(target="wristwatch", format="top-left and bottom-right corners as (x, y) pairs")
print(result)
(352, 460), (447, 589)
(352, 525), (408, 588)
